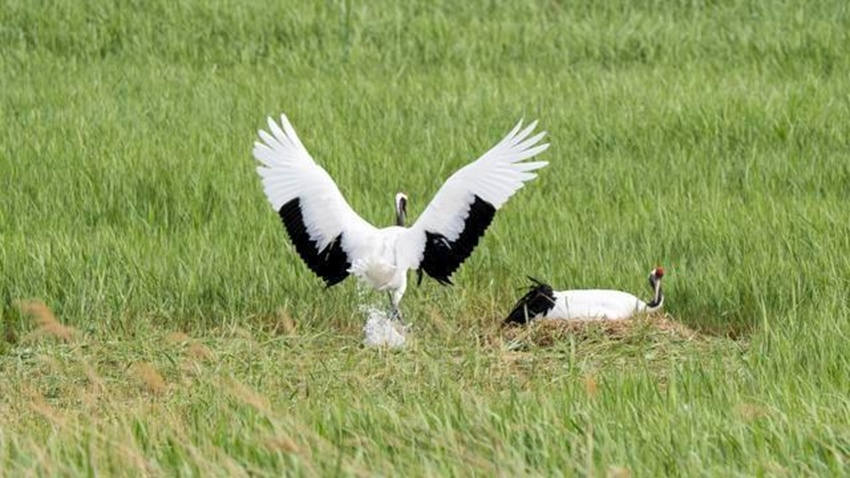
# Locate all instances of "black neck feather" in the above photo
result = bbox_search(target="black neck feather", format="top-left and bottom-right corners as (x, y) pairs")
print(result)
(646, 276), (663, 308)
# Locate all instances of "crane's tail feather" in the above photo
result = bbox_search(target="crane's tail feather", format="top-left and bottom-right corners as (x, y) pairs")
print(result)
(348, 258), (397, 290)
(504, 277), (557, 325)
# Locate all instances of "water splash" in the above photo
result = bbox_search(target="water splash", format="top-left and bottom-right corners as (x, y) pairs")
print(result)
(360, 305), (407, 349)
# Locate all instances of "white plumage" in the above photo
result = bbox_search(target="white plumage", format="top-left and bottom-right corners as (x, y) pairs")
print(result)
(253, 114), (550, 320)
(504, 268), (665, 323)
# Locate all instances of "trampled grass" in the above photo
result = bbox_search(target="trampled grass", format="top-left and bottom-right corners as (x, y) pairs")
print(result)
(2, 0), (850, 475)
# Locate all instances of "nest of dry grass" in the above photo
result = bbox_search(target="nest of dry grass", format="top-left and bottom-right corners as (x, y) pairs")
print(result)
(497, 313), (699, 348)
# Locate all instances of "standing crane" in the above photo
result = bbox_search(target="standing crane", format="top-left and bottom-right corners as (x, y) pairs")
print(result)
(253, 114), (550, 321)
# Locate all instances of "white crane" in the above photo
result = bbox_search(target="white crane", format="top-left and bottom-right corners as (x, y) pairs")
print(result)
(504, 267), (665, 324)
(253, 114), (550, 322)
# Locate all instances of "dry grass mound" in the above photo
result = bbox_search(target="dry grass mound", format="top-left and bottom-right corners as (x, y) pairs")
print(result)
(16, 299), (77, 342)
(498, 313), (700, 348)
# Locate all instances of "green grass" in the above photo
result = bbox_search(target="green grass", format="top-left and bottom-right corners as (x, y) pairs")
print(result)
(2, 0), (850, 475)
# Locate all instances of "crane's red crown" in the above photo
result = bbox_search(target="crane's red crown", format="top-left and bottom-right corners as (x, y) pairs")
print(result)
(654, 267), (665, 278)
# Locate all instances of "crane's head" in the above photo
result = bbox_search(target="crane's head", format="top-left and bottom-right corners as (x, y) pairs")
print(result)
(395, 192), (408, 227)
(648, 267), (665, 289)
(647, 267), (665, 309)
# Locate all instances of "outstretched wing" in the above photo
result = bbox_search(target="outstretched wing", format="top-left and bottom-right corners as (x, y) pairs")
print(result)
(399, 119), (550, 285)
(253, 114), (378, 286)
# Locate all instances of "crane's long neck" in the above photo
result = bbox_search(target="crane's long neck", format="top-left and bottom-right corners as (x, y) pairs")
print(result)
(646, 277), (664, 312)
(395, 195), (407, 227)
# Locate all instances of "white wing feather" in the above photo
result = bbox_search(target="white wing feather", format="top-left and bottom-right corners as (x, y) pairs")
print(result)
(399, 120), (550, 267)
(253, 114), (378, 254)
(551, 290), (648, 320)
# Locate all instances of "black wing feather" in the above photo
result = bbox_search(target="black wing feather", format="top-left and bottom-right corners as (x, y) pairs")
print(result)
(418, 195), (496, 286)
(279, 197), (350, 287)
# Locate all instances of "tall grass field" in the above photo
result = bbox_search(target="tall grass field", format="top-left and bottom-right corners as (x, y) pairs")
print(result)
(2, 0), (850, 475)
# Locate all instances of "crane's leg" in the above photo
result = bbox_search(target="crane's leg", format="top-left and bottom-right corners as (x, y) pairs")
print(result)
(387, 291), (406, 326)
(386, 291), (394, 314)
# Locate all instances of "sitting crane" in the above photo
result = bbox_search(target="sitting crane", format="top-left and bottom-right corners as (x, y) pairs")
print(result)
(504, 267), (665, 324)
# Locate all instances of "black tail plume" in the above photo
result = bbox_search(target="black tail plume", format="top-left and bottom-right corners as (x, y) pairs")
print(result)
(503, 276), (557, 325)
